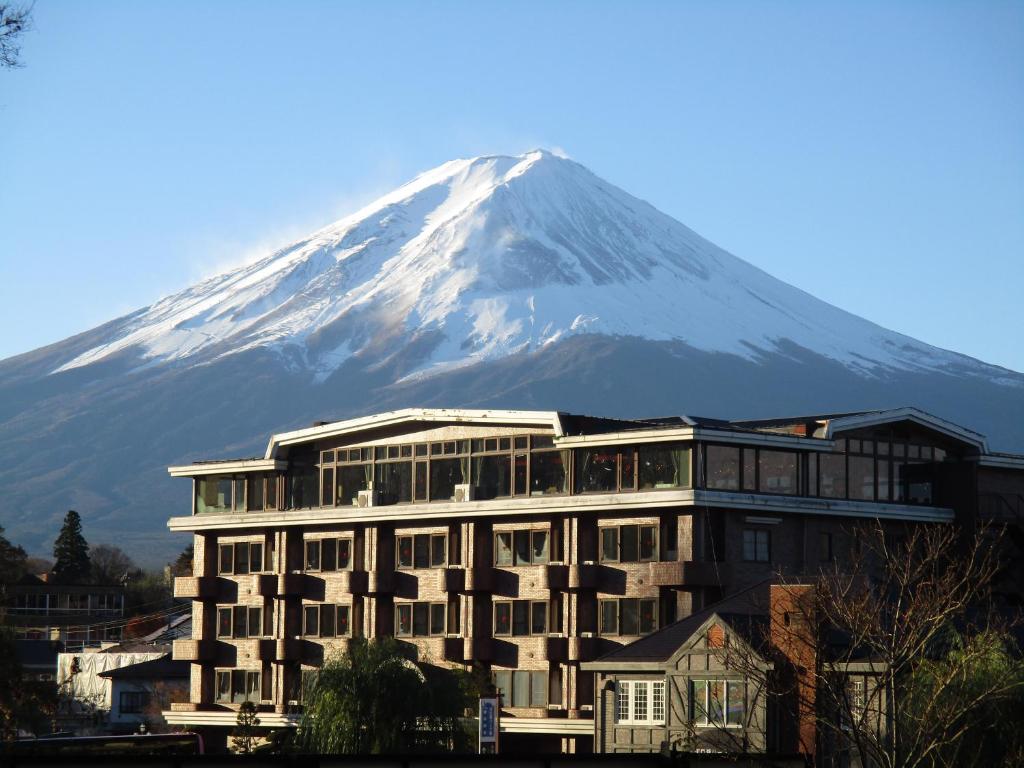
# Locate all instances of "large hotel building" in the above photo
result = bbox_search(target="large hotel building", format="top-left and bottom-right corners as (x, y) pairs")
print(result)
(162, 407), (1024, 753)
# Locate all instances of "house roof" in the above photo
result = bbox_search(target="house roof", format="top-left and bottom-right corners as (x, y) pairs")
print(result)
(97, 654), (189, 680)
(586, 581), (773, 666)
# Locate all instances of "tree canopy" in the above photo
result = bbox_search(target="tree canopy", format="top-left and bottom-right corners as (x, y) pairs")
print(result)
(0, 525), (27, 584)
(52, 510), (91, 584)
(299, 638), (477, 754)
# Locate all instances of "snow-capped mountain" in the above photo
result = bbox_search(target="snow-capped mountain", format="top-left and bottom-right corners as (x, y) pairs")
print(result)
(1, 150), (1022, 566)
(53, 150), (1004, 384)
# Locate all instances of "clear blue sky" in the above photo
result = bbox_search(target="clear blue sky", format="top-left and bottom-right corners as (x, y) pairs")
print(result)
(2, 1), (1022, 371)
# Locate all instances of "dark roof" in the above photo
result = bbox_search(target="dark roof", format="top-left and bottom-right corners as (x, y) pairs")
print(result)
(730, 411), (873, 428)
(14, 640), (64, 668)
(594, 581), (773, 664)
(98, 655), (189, 680)
(100, 640), (170, 654)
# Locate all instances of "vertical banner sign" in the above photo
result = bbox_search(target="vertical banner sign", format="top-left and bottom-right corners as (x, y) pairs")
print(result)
(479, 697), (499, 754)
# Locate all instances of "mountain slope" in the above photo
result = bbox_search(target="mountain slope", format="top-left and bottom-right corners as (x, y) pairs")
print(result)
(1, 150), (1021, 565)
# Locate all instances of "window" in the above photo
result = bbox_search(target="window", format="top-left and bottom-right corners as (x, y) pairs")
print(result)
(574, 448), (618, 493)
(247, 476), (264, 511)
(494, 530), (549, 566)
(492, 670), (548, 707)
(303, 604), (352, 637)
(692, 679), (745, 727)
(742, 530), (770, 562)
(216, 605), (266, 638)
(119, 690), (151, 714)
(705, 446), (740, 490)
(215, 669), (262, 704)
(615, 680), (666, 725)
(395, 602), (448, 637)
(218, 541), (266, 575)
(375, 458), (413, 505)
(599, 598), (658, 636)
(819, 453), (847, 499)
(638, 444), (691, 489)
(396, 533), (446, 569)
(599, 524), (658, 563)
(848, 455), (875, 501)
(196, 475), (240, 514)
(530, 447), (569, 495)
(429, 455), (468, 502)
(493, 600), (549, 636)
(758, 450), (799, 495)
(473, 453), (512, 500)
(304, 538), (354, 572)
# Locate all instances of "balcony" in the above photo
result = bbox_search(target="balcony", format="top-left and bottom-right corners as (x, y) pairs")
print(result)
(277, 573), (305, 596)
(172, 639), (215, 662)
(568, 563), (598, 590)
(436, 568), (465, 593)
(275, 638), (303, 662)
(567, 635), (597, 662)
(540, 636), (569, 662)
(464, 566), (494, 592)
(236, 638), (274, 662)
(463, 636), (493, 661)
(542, 564), (568, 590)
(367, 569), (394, 594)
(173, 576), (218, 600)
(405, 636), (463, 664)
(338, 569), (369, 595)
(239, 574), (277, 598)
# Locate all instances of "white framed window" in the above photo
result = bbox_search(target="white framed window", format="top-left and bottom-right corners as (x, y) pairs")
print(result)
(691, 679), (745, 727)
(614, 680), (666, 725)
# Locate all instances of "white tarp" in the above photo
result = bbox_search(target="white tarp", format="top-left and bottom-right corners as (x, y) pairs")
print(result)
(56, 651), (164, 714)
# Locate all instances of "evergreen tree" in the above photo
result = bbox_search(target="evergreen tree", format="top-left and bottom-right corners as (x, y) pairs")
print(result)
(231, 700), (261, 753)
(52, 510), (91, 584)
(0, 525), (27, 584)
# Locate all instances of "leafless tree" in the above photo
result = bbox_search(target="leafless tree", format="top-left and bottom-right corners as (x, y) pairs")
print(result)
(0, 3), (32, 69)
(90, 544), (140, 585)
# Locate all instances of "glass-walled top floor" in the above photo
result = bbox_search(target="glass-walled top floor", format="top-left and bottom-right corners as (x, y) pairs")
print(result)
(192, 430), (957, 514)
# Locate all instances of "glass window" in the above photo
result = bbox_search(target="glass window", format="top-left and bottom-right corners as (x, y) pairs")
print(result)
(532, 531), (549, 563)
(233, 478), (246, 511)
(514, 454), (528, 495)
(848, 455), (874, 500)
(574, 448), (618, 493)
(621, 449), (636, 490)
(248, 607), (262, 637)
(266, 475), (278, 510)
(305, 540), (320, 571)
(396, 604), (412, 637)
(494, 670), (511, 699)
(375, 461), (412, 506)
(727, 682), (745, 726)
(337, 539), (351, 570)
(250, 542), (264, 573)
(601, 528), (619, 562)
(234, 542), (250, 574)
(530, 450), (568, 495)
(758, 451), (798, 495)
(495, 532), (513, 566)
(531, 601), (547, 635)
(218, 544), (233, 575)
(494, 602), (511, 636)
(337, 605), (351, 636)
(335, 464), (370, 507)
(819, 453), (847, 499)
(429, 457), (467, 501)
(414, 535), (430, 569)
(473, 454), (512, 500)
(742, 529), (770, 562)
(430, 603), (446, 635)
(620, 525), (639, 562)
(640, 526), (657, 561)
(320, 605), (336, 637)
(513, 670), (530, 708)
(412, 603), (429, 636)
(638, 444), (691, 489)
(513, 530), (531, 566)
(706, 446), (740, 490)
(289, 459), (318, 509)
(397, 536), (413, 568)
(321, 467), (335, 507)
(197, 476), (234, 514)
(616, 680), (666, 724)
(742, 449), (756, 490)
(414, 462), (428, 501)
(512, 601), (529, 635)
(321, 540), (337, 571)
(247, 476), (264, 511)
(217, 607), (231, 638)
(431, 534), (446, 567)
(877, 458), (890, 501)
(216, 670), (231, 703)
(531, 671), (547, 707)
(304, 605), (319, 636)
(620, 599), (640, 635)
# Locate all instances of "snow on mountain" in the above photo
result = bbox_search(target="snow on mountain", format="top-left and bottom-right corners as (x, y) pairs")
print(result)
(53, 150), (1009, 383)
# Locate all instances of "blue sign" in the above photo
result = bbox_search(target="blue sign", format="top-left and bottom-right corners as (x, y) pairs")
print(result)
(479, 698), (498, 745)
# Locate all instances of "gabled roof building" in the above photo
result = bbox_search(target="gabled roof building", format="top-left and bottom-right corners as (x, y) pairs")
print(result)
(160, 406), (1024, 753)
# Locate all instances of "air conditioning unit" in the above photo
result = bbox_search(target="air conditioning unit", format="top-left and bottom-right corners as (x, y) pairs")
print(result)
(453, 483), (473, 503)
(356, 489), (377, 508)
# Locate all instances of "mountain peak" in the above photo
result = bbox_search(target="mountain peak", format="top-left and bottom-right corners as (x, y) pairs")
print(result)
(52, 152), (1008, 385)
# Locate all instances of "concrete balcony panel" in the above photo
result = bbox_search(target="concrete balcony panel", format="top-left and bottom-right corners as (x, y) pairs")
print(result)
(277, 573), (305, 596)
(463, 636), (493, 661)
(436, 568), (465, 593)
(173, 576), (218, 600)
(543, 564), (568, 591)
(275, 638), (303, 662)
(464, 566), (494, 592)
(567, 636), (598, 662)
(338, 569), (369, 595)
(541, 636), (569, 662)
(367, 569), (394, 594)
(568, 563), (598, 590)
(172, 639), (216, 662)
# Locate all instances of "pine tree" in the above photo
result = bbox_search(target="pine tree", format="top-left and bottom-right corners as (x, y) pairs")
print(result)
(231, 700), (261, 753)
(52, 510), (91, 584)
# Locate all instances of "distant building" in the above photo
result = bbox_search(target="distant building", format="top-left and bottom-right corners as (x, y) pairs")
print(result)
(3, 575), (125, 650)
(160, 406), (1024, 753)
(99, 655), (190, 733)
